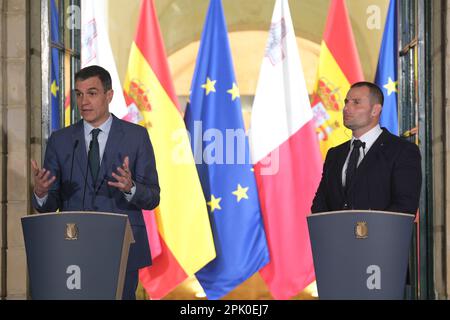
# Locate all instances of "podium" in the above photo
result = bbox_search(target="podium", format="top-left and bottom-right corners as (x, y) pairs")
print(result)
(21, 212), (134, 300)
(307, 210), (414, 299)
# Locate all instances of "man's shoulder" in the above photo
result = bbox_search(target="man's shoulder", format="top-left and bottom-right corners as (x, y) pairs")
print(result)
(322, 140), (350, 163)
(113, 116), (146, 133)
(330, 140), (351, 153)
(380, 128), (419, 149)
(48, 120), (81, 140)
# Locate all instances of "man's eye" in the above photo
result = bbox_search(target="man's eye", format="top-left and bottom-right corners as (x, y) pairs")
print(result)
(87, 92), (97, 97)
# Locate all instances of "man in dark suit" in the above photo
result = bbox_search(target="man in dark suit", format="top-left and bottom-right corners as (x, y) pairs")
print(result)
(311, 81), (421, 215)
(31, 65), (160, 299)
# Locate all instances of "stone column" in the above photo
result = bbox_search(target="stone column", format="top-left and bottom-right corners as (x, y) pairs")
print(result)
(446, 0), (450, 300)
(0, 0), (5, 300)
(0, 0), (30, 300)
(430, 0), (448, 300)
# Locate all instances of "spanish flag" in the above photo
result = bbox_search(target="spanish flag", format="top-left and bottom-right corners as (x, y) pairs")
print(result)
(311, 0), (364, 157)
(123, 0), (216, 299)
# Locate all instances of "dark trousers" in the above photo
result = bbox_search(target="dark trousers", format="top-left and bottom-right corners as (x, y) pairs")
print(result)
(122, 270), (139, 300)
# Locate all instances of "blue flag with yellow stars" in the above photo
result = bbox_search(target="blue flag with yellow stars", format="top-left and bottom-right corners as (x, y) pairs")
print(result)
(50, 0), (60, 131)
(184, 0), (269, 299)
(375, 0), (398, 135)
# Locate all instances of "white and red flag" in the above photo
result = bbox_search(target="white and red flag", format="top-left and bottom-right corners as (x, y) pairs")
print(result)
(250, 0), (323, 300)
(81, 0), (128, 119)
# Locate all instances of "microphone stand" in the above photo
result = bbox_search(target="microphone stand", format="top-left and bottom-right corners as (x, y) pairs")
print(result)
(82, 140), (93, 211)
(67, 139), (79, 210)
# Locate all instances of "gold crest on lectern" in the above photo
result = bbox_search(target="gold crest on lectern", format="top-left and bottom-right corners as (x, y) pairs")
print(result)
(65, 223), (78, 240)
(355, 221), (368, 239)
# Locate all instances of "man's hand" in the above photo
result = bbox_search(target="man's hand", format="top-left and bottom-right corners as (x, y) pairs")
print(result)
(108, 156), (134, 193)
(31, 159), (56, 198)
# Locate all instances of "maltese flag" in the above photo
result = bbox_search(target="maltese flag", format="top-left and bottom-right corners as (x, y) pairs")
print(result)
(250, 0), (323, 300)
(81, 0), (128, 119)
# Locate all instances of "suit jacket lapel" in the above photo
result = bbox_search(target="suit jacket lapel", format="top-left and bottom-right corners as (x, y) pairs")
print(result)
(96, 115), (125, 191)
(336, 141), (351, 197)
(350, 129), (388, 189)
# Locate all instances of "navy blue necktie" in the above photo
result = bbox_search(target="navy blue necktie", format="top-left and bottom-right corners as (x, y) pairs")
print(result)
(345, 139), (365, 192)
(89, 128), (101, 181)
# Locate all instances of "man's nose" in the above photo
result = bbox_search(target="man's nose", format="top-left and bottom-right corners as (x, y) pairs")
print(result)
(77, 95), (88, 106)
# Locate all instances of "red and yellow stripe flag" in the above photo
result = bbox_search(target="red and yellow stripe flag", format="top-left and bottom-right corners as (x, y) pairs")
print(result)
(311, 0), (364, 157)
(123, 0), (216, 299)
(64, 91), (71, 127)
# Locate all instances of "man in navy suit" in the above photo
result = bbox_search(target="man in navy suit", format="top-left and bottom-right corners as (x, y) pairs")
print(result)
(311, 81), (421, 215)
(31, 65), (160, 299)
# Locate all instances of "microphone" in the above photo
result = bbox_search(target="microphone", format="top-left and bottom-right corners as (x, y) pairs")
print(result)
(82, 140), (93, 211)
(69, 139), (79, 184)
(67, 139), (79, 210)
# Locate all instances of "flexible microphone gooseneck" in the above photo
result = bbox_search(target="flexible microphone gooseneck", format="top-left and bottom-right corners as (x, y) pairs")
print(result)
(67, 139), (79, 210)
(82, 140), (93, 211)
(69, 139), (79, 184)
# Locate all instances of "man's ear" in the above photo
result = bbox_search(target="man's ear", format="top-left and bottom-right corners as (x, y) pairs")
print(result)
(106, 89), (114, 104)
(372, 104), (382, 117)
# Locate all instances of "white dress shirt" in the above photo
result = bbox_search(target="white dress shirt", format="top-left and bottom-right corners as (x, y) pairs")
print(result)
(83, 114), (113, 164)
(341, 124), (383, 187)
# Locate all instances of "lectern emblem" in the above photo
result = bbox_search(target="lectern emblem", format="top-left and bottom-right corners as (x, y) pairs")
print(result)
(65, 223), (78, 240)
(355, 221), (368, 239)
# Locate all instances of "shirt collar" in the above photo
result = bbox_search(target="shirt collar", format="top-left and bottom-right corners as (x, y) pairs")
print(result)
(351, 124), (382, 151)
(83, 114), (113, 137)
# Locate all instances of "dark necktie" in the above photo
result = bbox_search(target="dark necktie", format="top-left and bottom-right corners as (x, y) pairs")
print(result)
(345, 139), (365, 192)
(89, 128), (101, 181)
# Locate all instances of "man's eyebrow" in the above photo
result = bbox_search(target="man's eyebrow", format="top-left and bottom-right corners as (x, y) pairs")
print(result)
(75, 87), (99, 92)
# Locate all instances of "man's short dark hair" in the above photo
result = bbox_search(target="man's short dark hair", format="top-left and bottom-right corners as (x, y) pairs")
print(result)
(350, 81), (384, 107)
(75, 65), (112, 91)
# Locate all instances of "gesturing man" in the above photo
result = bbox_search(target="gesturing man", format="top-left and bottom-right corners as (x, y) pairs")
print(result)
(31, 65), (160, 299)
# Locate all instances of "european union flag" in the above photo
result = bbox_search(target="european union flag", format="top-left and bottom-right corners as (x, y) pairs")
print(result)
(50, 0), (61, 131)
(184, 0), (269, 299)
(375, 0), (398, 135)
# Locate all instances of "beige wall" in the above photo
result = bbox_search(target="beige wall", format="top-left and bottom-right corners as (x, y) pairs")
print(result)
(446, 0), (450, 299)
(0, 0), (31, 299)
(430, 0), (447, 299)
(0, 0), (4, 298)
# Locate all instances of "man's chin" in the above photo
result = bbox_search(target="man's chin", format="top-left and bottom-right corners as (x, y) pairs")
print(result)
(343, 123), (353, 130)
(80, 115), (93, 122)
